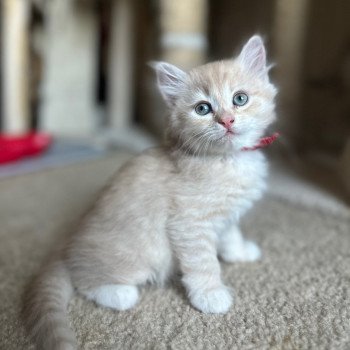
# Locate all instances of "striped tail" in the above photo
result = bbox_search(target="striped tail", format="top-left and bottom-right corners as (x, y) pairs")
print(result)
(23, 259), (76, 350)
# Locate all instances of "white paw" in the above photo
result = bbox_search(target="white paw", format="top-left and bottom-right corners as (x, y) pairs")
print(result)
(85, 284), (139, 310)
(220, 240), (262, 263)
(189, 286), (233, 314)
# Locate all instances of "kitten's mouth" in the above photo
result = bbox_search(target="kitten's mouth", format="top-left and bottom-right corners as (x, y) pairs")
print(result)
(217, 129), (239, 142)
(225, 129), (239, 136)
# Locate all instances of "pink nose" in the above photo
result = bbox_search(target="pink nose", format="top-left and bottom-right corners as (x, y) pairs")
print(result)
(218, 114), (235, 129)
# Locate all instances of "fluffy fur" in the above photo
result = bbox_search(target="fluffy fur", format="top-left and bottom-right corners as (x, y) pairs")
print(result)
(23, 35), (277, 349)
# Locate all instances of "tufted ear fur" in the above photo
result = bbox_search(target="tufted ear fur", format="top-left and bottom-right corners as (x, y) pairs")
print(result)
(150, 61), (187, 107)
(239, 35), (268, 80)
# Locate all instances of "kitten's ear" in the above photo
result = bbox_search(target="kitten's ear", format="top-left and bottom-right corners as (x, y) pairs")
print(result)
(239, 35), (268, 80)
(149, 61), (187, 107)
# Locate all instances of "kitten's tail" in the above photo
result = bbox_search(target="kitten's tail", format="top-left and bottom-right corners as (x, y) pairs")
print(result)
(23, 258), (76, 350)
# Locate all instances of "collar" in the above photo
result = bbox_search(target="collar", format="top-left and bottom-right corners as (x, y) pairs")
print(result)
(241, 132), (280, 151)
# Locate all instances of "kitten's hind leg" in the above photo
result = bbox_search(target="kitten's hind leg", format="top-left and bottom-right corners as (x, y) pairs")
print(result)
(218, 226), (261, 263)
(83, 284), (139, 310)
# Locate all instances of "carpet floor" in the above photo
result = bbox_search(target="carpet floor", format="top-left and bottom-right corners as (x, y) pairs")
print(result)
(0, 152), (349, 350)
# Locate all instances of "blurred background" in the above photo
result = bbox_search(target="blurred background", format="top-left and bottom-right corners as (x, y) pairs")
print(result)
(0, 0), (349, 197)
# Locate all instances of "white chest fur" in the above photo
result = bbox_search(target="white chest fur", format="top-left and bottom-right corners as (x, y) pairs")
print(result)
(174, 150), (268, 225)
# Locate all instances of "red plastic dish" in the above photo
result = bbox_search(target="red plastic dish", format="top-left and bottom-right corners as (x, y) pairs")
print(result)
(0, 132), (53, 164)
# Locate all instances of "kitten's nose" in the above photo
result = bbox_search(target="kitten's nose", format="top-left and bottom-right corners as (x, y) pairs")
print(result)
(218, 114), (235, 129)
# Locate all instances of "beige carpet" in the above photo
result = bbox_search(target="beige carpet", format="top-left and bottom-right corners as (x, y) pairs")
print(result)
(1, 152), (350, 350)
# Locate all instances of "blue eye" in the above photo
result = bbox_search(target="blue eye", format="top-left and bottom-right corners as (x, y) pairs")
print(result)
(195, 102), (212, 115)
(233, 92), (248, 106)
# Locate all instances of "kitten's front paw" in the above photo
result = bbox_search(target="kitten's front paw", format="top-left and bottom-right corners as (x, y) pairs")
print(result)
(220, 240), (262, 263)
(189, 286), (232, 314)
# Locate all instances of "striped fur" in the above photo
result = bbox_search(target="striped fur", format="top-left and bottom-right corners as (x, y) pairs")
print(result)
(23, 260), (76, 349)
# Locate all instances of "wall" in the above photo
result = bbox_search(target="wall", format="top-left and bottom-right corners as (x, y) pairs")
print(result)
(300, 0), (350, 154)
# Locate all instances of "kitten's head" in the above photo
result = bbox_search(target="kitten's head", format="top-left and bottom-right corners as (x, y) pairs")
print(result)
(152, 35), (278, 155)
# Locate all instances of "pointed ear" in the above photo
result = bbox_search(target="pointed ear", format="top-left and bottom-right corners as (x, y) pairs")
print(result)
(239, 35), (268, 80)
(149, 61), (187, 107)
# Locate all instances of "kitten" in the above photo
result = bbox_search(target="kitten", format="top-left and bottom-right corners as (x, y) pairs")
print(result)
(24, 35), (277, 350)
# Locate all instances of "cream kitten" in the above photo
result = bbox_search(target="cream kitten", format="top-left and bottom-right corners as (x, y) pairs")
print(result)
(24, 35), (277, 350)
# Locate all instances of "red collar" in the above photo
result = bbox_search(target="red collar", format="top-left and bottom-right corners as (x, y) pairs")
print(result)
(241, 132), (280, 151)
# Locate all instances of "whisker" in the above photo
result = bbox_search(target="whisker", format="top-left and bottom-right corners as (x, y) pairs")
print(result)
(180, 130), (207, 150)
(191, 131), (213, 158)
(180, 130), (210, 156)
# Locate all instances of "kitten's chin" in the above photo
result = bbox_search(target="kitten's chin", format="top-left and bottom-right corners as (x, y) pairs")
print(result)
(222, 132), (265, 152)
(212, 135), (243, 154)
(216, 130), (241, 145)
